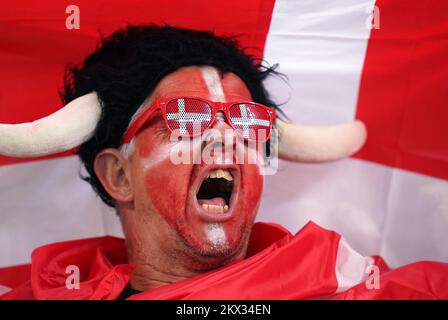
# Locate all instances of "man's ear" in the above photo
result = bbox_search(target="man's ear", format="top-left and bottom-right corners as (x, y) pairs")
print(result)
(93, 148), (133, 203)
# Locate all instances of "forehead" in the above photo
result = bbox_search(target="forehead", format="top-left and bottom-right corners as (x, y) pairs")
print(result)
(149, 66), (253, 102)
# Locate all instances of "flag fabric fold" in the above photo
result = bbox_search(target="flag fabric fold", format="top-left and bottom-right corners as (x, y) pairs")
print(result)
(1, 221), (447, 300)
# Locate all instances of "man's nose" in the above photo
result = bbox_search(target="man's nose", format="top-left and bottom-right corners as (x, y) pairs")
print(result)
(211, 111), (232, 130)
(202, 111), (237, 154)
(209, 111), (238, 143)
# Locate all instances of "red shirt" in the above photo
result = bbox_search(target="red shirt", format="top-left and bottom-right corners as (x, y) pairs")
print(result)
(1, 222), (447, 300)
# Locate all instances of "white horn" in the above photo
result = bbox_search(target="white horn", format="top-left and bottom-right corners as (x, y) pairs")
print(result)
(276, 119), (367, 163)
(0, 92), (101, 157)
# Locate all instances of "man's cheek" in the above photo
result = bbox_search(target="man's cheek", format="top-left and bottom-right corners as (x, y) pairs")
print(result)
(143, 160), (191, 226)
(243, 167), (264, 210)
(222, 169), (263, 240)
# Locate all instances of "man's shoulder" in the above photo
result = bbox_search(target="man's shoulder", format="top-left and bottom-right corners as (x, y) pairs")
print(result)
(0, 235), (130, 300)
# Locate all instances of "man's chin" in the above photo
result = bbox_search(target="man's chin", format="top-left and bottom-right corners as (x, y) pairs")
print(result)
(195, 242), (239, 258)
(185, 245), (243, 271)
(180, 227), (250, 269)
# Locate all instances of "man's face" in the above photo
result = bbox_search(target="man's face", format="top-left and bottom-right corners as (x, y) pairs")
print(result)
(124, 66), (263, 268)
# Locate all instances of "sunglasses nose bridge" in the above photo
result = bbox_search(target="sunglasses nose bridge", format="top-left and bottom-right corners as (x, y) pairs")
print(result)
(210, 101), (227, 124)
(215, 101), (225, 109)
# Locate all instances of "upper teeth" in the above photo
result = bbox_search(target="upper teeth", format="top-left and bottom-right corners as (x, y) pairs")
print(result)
(207, 169), (233, 181)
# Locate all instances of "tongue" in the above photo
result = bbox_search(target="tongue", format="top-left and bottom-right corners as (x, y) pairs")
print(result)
(198, 197), (226, 207)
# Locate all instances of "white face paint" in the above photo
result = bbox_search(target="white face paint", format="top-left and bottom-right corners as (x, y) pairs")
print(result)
(205, 223), (227, 247)
(200, 66), (226, 102)
(120, 137), (136, 159)
(141, 139), (188, 171)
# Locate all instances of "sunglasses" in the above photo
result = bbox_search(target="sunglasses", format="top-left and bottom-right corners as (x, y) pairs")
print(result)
(122, 97), (276, 144)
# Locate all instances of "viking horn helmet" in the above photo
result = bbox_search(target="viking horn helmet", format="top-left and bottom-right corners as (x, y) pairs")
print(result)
(0, 92), (367, 162)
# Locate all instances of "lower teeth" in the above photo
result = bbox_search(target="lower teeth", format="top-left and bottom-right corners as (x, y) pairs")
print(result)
(201, 204), (229, 213)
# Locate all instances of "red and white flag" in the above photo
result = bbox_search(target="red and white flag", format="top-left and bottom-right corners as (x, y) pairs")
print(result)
(0, 0), (447, 298)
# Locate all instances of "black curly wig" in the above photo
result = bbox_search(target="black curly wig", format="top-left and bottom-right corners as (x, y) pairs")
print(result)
(62, 24), (281, 207)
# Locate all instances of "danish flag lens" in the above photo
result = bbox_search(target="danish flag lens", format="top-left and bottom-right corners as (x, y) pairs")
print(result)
(166, 98), (212, 136)
(229, 103), (271, 141)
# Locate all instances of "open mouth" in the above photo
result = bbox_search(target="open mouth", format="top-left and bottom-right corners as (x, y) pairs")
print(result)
(196, 169), (234, 214)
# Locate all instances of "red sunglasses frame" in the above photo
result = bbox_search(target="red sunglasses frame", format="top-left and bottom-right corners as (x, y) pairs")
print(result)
(121, 96), (276, 144)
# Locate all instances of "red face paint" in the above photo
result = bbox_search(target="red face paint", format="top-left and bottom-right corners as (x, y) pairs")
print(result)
(130, 66), (263, 260)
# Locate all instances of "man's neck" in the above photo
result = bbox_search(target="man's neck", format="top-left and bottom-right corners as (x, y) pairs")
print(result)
(128, 259), (202, 291)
